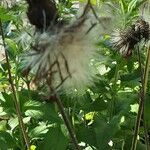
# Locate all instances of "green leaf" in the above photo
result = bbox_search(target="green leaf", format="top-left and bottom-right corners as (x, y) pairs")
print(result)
(38, 126), (68, 150)
(94, 115), (121, 150)
(0, 7), (16, 21)
(25, 107), (44, 119)
(0, 139), (8, 150)
(76, 125), (97, 147)
(0, 131), (16, 149)
(29, 122), (49, 139)
(83, 98), (107, 112)
(24, 100), (61, 123)
(5, 38), (18, 59)
(0, 120), (7, 131)
(0, 92), (16, 115)
(89, 98), (107, 112)
(8, 117), (18, 130)
(128, 0), (138, 12)
(120, 68), (141, 82)
(24, 100), (44, 118)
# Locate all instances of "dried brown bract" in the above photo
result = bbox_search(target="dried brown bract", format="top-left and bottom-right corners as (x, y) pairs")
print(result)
(26, 0), (59, 30)
(111, 18), (150, 57)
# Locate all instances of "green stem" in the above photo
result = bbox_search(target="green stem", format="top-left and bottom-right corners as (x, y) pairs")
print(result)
(131, 46), (150, 150)
(0, 19), (30, 150)
(110, 62), (119, 119)
(143, 46), (150, 150)
(143, 46), (150, 95)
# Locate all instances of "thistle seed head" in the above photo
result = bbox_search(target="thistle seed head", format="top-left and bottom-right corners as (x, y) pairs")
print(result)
(111, 18), (150, 57)
(22, 3), (100, 91)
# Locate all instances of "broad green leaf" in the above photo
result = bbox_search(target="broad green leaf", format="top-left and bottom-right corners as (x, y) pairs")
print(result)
(38, 126), (68, 150)
(94, 115), (121, 150)
(0, 131), (16, 149)
(76, 125), (97, 147)
(83, 98), (107, 112)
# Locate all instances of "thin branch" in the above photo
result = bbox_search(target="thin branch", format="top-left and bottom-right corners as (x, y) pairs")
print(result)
(50, 93), (80, 150)
(56, 59), (63, 81)
(60, 52), (71, 77)
(47, 55), (80, 149)
(80, 0), (91, 18)
(0, 19), (30, 149)
(85, 22), (97, 35)
(55, 75), (70, 90)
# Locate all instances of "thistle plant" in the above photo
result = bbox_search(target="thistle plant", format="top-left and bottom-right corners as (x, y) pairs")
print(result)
(22, 1), (102, 149)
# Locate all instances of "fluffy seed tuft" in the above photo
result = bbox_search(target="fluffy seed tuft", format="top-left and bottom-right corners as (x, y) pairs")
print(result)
(22, 3), (100, 91)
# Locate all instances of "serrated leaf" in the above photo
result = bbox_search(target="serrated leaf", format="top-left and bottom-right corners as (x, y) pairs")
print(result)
(8, 117), (18, 130)
(24, 100), (43, 119)
(29, 122), (49, 139)
(24, 100), (61, 123)
(25, 109), (43, 119)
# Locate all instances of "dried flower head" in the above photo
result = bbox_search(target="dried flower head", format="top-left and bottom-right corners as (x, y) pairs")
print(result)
(111, 18), (150, 57)
(22, 2), (100, 91)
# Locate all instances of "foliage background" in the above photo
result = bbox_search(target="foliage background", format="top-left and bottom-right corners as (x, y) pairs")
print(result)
(0, 0), (150, 150)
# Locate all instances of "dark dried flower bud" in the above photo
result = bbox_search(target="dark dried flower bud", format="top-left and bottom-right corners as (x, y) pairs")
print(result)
(26, 0), (59, 30)
(111, 18), (150, 57)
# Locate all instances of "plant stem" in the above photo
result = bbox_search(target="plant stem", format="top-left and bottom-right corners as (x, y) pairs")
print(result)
(131, 46), (150, 150)
(0, 19), (30, 150)
(52, 93), (80, 150)
(143, 46), (150, 95)
(131, 95), (144, 150)
(110, 61), (119, 120)
(143, 46), (150, 150)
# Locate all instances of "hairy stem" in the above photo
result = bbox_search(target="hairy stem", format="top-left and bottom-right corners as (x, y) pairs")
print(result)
(0, 19), (30, 149)
(131, 46), (150, 150)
